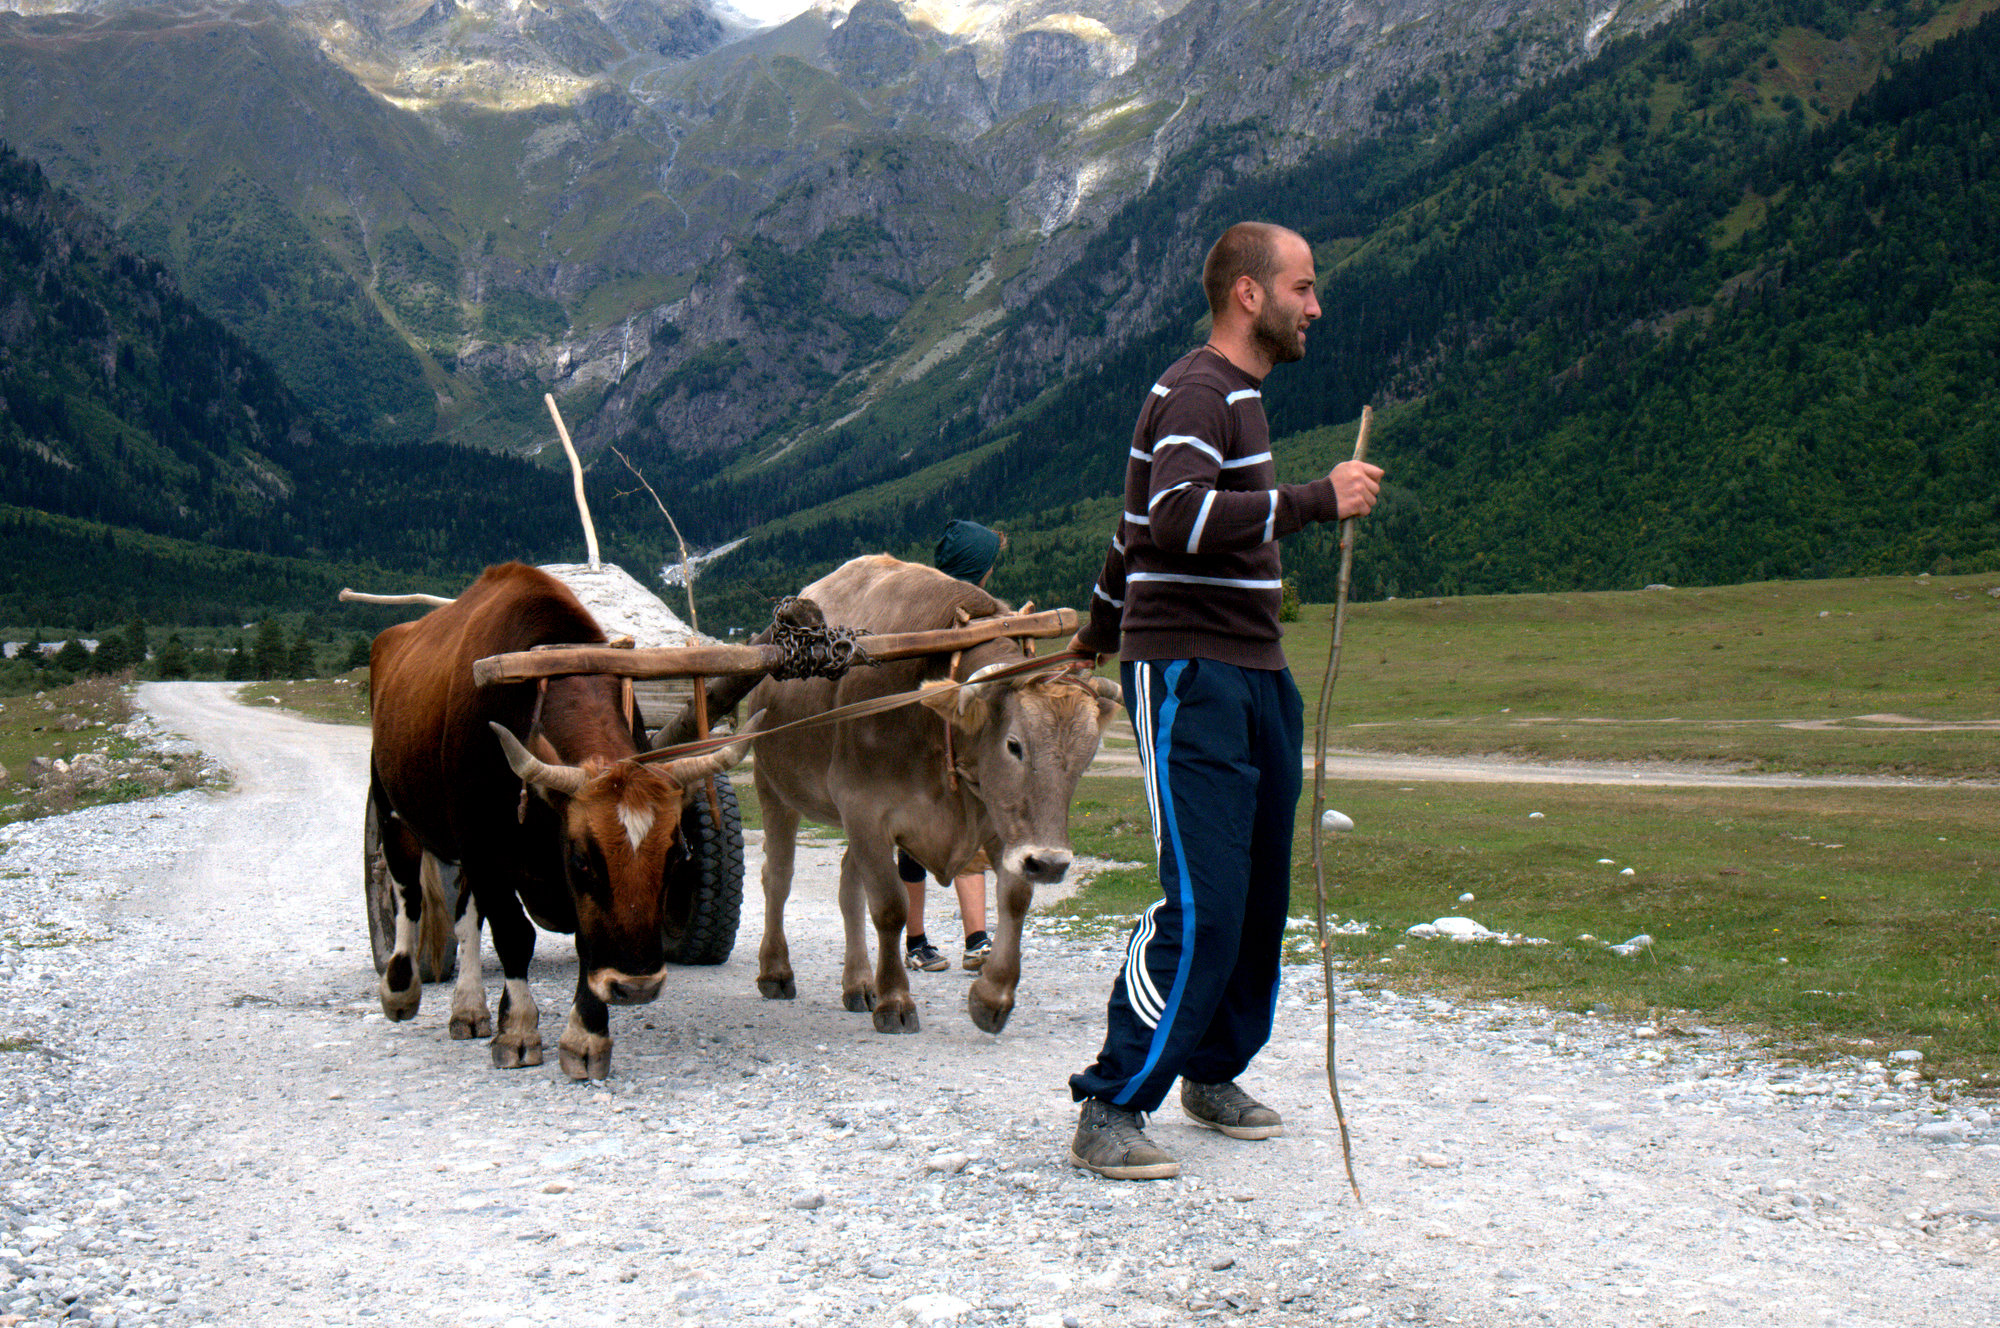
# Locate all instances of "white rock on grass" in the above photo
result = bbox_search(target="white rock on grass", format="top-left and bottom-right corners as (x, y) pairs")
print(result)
(1406, 917), (1551, 947)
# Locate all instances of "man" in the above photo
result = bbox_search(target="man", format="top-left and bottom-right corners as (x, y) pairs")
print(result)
(1064, 222), (1384, 1180)
(901, 519), (1004, 973)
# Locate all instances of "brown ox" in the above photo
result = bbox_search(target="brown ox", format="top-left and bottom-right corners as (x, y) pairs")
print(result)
(748, 555), (1119, 1034)
(368, 563), (750, 1079)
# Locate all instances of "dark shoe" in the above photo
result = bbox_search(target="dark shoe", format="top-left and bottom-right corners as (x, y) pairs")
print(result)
(961, 931), (990, 970)
(1068, 1100), (1180, 1180)
(905, 936), (948, 972)
(1180, 1079), (1284, 1140)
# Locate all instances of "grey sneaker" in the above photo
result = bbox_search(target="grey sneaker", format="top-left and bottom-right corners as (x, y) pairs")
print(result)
(905, 937), (949, 972)
(1068, 1100), (1180, 1180)
(1180, 1079), (1284, 1140)
(961, 931), (991, 970)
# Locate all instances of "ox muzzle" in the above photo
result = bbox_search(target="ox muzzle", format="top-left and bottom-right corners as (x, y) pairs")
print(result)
(1005, 846), (1073, 885)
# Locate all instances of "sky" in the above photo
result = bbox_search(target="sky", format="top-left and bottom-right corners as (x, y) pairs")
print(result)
(712, 0), (819, 26)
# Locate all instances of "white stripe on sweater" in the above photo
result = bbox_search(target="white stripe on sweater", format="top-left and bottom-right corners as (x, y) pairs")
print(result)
(1153, 434), (1224, 466)
(1187, 491), (1218, 552)
(1128, 572), (1283, 590)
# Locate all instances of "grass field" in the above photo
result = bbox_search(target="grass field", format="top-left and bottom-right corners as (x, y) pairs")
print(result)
(1273, 571), (2000, 778)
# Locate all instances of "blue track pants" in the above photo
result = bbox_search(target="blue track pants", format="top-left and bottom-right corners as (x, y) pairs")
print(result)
(1069, 658), (1303, 1113)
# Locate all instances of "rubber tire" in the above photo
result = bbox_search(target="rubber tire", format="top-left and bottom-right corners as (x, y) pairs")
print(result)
(661, 771), (744, 966)
(363, 796), (457, 983)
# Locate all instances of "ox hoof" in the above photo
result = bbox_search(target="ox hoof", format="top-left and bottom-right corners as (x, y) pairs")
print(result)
(968, 990), (1014, 1035)
(842, 989), (877, 1014)
(872, 1005), (921, 1035)
(449, 1013), (493, 1040)
(757, 976), (797, 1000)
(490, 1034), (544, 1069)
(378, 980), (421, 1023)
(558, 1042), (611, 1082)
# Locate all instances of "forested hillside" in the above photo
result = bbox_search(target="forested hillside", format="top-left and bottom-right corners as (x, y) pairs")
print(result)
(0, 148), (675, 624)
(691, 0), (2000, 623)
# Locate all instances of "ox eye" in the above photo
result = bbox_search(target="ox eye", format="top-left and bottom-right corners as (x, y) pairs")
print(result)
(1006, 737), (1025, 760)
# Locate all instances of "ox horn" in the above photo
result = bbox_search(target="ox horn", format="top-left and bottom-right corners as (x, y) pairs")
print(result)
(489, 722), (588, 796)
(660, 709), (764, 787)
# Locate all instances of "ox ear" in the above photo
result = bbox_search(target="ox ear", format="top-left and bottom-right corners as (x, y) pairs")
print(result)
(918, 679), (991, 734)
(1087, 675), (1122, 723)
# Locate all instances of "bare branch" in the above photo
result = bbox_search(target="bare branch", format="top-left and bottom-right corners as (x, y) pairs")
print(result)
(604, 442), (700, 632)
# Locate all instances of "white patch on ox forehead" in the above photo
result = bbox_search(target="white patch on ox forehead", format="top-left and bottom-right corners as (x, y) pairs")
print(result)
(616, 793), (656, 852)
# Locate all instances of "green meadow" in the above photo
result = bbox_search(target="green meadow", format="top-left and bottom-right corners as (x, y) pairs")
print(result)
(1091, 571), (2000, 779)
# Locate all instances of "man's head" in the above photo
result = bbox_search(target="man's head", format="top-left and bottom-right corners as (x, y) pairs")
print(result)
(1202, 223), (1320, 372)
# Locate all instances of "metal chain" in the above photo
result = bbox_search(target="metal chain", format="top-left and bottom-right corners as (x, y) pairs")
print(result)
(766, 596), (872, 681)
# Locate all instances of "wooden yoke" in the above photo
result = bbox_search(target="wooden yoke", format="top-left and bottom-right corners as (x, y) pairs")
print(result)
(470, 608), (1079, 687)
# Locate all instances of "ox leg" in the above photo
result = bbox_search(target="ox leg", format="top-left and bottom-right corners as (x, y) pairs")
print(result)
(834, 849), (876, 1014)
(559, 982), (613, 1082)
(483, 890), (543, 1069)
(968, 866), (1032, 1035)
(447, 888), (492, 1040)
(755, 794), (800, 1000)
(849, 845), (918, 1035)
(375, 804), (424, 1023)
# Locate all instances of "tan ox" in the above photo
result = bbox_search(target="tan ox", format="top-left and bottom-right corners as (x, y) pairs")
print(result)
(747, 555), (1119, 1034)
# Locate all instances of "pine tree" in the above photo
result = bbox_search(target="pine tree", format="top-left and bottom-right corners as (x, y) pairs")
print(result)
(223, 635), (253, 682)
(252, 620), (286, 680)
(286, 629), (318, 679)
(53, 638), (91, 674)
(154, 633), (190, 680)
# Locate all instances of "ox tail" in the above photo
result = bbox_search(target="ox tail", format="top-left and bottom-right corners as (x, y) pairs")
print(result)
(417, 853), (459, 984)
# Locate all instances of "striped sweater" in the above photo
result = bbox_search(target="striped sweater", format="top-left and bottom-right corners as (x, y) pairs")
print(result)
(1076, 346), (1342, 670)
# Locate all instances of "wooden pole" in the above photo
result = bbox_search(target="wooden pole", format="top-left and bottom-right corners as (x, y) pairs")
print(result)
(470, 608), (1079, 687)
(545, 394), (599, 570)
(339, 589), (454, 608)
(1310, 405), (1372, 1206)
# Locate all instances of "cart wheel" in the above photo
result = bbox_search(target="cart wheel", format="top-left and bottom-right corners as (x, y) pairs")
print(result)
(364, 797), (458, 982)
(661, 771), (744, 966)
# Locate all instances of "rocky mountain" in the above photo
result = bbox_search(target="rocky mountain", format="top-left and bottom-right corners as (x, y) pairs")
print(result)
(0, 0), (1679, 459)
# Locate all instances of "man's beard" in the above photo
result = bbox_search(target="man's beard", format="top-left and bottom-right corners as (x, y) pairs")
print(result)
(1251, 297), (1305, 364)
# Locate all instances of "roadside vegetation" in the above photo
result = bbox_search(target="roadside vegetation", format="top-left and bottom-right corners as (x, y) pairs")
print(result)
(239, 671), (371, 726)
(0, 675), (215, 826)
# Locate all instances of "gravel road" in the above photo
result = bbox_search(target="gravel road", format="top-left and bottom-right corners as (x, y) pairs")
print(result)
(1, 681), (1994, 1328)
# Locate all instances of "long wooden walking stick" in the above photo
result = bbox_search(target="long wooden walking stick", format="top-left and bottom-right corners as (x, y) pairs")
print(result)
(1310, 405), (1372, 1204)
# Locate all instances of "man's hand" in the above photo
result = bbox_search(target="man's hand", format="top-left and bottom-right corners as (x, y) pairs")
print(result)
(1330, 459), (1384, 520)
(1066, 633), (1108, 671)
